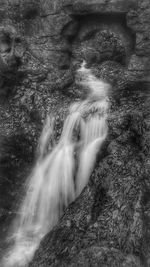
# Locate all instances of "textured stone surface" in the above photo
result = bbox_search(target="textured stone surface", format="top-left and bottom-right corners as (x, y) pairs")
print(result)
(0, 0), (149, 266)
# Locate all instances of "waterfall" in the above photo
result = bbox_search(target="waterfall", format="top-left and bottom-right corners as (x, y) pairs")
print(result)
(2, 61), (110, 267)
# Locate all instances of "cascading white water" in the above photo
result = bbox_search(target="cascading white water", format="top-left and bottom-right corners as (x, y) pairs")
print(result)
(2, 61), (109, 267)
(75, 62), (109, 196)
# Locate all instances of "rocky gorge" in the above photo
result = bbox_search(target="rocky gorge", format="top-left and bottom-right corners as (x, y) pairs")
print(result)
(0, 0), (150, 266)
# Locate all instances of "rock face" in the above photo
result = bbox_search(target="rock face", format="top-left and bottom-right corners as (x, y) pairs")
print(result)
(0, 0), (150, 266)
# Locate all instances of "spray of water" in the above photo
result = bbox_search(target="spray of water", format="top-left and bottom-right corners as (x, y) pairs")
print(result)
(2, 61), (110, 267)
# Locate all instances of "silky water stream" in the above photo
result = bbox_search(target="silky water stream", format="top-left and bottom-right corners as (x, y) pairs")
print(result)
(2, 62), (110, 267)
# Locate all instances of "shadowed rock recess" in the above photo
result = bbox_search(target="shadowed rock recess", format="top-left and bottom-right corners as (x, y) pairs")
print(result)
(0, 0), (150, 266)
